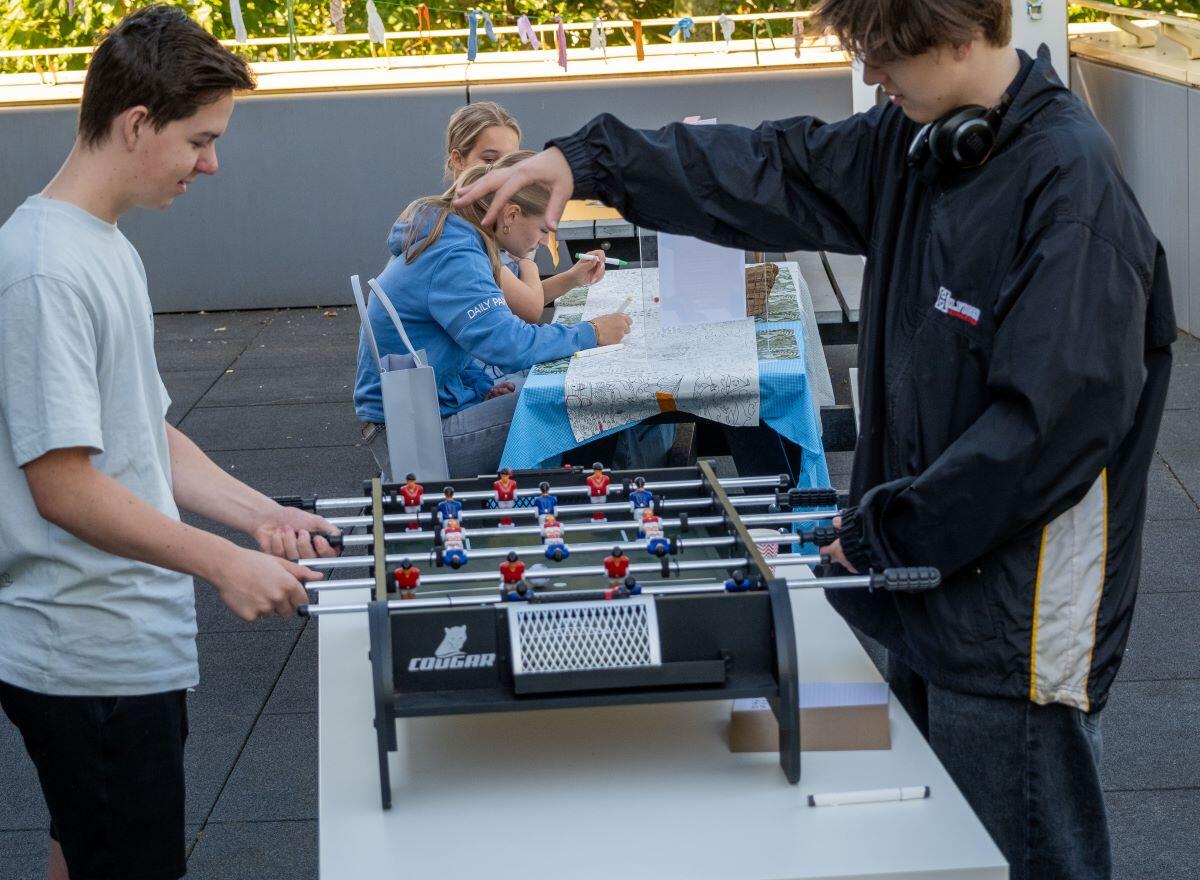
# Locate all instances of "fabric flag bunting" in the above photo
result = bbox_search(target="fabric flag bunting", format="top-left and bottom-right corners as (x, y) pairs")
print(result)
(589, 18), (606, 59)
(632, 19), (645, 60)
(230, 0), (248, 43)
(792, 16), (804, 57)
(366, 0), (387, 45)
(555, 15), (567, 70)
(718, 12), (734, 49)
(480, 9), (496, 42)
(330, 0), (346, 35)
(467, 10), (478, 61)
(417, 4), (431, 34)
(669, 16), (695, 41)
(517, 14), (540, 50)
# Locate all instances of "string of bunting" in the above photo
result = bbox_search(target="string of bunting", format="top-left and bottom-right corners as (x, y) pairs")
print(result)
(205, 1), (819, 68)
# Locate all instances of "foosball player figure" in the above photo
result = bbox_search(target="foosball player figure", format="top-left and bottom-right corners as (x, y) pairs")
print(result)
(638, 507), (670, 557)
(493, 467), (518, 527)
(604, 574), (643, 601)
(540, 514), (570, 561)
(724, 569), (755, 593)
(441, 518), (468, 568)
(399, 473), (424, 531)
(500, 580), (534, 602)
(499, 551), (526, 594)
(627, 476), (654, 516)
(437, 486), (463, 524)
(533, 481), (558, 524)
(586, 461), (610, 521)
(393, 558), (421, 599)
(603, 546), (630, 586)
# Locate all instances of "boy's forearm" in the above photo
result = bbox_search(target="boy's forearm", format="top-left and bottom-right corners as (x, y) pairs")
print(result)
(25, 449), (239, 585)
(166, 423), (275, 535)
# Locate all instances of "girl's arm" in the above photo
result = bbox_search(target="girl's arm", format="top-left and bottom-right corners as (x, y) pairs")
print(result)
(498, 262), (545, 322)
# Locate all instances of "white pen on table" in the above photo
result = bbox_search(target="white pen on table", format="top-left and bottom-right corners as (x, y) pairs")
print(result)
(615, 295), (634, 314)
(806, 786), (930, 807)
(574, 343), (625, 359)
(575, 252), (629, 268)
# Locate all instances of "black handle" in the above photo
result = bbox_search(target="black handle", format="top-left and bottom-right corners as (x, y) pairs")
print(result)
(806, 526), (840, 547)
(274, 494), (318, 512)
(313, 532), (344, 550)
(871, 567), (941, 592)
(788, 488), (839, 508)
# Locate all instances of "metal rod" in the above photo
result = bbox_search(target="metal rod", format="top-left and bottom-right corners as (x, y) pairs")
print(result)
(324, 491), (799, 528)
(311, 474), (787, 511)
(300, 536), (821, 570)
(331, 510), (830, 546)
(308, 556), (749, 592)
(302, 573), (846, 616)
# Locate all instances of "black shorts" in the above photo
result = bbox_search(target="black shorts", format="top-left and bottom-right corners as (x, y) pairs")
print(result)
(0, 680), (188, 880)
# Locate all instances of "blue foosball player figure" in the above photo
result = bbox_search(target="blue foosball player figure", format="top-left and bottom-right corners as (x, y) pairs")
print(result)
(441, 518), (468, 568)
(724, 569), (754, 592)
(637, 508), (670, 557)
(605, 575), (643, 600)
(533, 481), (558, 524)
(628, 476), (654, 516)
(437, 486), (463, 524)
(541, 515), (570, 561)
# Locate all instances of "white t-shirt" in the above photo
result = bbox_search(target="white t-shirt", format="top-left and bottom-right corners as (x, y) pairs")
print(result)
(0, 195), (198, 696)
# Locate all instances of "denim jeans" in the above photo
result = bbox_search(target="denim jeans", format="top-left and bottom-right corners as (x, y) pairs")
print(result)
(888, 656), (1110, 880)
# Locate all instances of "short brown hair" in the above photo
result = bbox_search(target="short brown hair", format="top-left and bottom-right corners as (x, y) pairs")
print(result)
(78, 5), (255, 148)
(813, 0), (1011, 64)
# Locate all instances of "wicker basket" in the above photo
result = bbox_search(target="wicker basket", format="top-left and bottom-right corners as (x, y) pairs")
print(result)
(744, 263), (779, 317)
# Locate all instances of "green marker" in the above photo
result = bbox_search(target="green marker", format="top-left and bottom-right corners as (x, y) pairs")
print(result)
(575, 252), (629, 268)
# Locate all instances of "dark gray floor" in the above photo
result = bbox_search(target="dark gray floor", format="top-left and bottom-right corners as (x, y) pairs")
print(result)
(0, 309), (1197, 879)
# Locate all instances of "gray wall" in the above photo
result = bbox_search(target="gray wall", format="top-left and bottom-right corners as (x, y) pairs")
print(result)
(0, 67), (850, 313)
(1071, 57), (1194, 335)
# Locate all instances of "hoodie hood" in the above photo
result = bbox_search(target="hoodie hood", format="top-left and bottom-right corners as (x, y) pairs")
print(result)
(994, 44), (1071, 150)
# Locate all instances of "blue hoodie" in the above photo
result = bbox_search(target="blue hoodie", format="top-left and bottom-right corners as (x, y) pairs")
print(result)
(355, 210), (596, 422)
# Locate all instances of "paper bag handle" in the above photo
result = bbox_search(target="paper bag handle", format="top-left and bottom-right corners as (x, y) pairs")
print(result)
(367, 277), (427, 368)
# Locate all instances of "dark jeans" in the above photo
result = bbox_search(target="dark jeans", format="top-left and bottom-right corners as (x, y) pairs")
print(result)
(888, 656), (1110, 880)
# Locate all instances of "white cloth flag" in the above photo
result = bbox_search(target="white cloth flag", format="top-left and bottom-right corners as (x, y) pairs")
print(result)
(230, 0), (248, 43)
(330, 0), (346, 35)
(718, 13), (734, 49)
(367, 0), (387, 45)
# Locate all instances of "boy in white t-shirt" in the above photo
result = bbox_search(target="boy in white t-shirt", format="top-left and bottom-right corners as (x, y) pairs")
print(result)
(0, 7), (340, 879)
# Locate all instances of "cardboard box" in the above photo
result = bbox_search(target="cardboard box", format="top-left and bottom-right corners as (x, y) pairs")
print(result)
(729, 682), (891, 753)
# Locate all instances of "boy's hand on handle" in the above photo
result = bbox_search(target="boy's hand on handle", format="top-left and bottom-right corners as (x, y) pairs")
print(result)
(456, 147), (575, 231)
(826, 515), (857, 573)
(590, 312), (633, 346)
(213, 548), (323, 621)
(254, 503), (342, 559)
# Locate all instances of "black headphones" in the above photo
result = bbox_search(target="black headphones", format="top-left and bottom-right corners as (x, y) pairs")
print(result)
(906, 57), (1034, 185)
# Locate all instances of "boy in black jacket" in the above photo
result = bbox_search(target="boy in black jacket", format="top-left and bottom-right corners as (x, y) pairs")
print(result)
(457, 1), (1175, 877)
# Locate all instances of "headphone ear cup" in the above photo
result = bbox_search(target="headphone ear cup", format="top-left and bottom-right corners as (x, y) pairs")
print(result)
(906, 123), (933, 169)
(930, 106), (994, 169)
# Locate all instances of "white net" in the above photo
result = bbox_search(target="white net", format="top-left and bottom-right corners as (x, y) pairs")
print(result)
(507, 597), (662, 675)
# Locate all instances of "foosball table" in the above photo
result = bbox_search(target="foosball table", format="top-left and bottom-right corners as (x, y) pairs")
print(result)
(284, 461), (939, 809)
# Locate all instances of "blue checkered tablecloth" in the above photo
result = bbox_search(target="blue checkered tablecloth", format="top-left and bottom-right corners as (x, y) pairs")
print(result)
(500, 265), (832, 489)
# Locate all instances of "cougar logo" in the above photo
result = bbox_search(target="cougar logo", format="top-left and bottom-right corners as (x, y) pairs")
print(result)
(408, 625), (495, 672)
(435, 625), (467, 658)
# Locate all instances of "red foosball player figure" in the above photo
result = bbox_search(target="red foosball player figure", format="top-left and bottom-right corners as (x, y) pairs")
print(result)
(399, 473), (424, 531)
(393, 558), (421, 599)
(541, 514), (570, 562)
(493, 467), (518, 527)
(603, 546), (630, 586)
(498, 551), (530, 601)
(638, 507), (670, 557)
(724, 569), (755, 593)
(442, 518), (468, 568)
(586, 461), (610, 521)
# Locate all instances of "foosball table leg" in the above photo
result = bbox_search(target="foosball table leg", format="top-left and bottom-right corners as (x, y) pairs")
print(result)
(368, 600), (397, 808)
(766, 577), (801, 784)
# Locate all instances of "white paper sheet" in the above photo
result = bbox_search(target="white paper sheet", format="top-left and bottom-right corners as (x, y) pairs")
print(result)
(656, 231), (747, 328)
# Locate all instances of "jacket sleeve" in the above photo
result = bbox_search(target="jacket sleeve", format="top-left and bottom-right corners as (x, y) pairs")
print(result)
(838, 219), (1148, 576)
(429, 249), (596, 375)
(548, 110), (893, 255)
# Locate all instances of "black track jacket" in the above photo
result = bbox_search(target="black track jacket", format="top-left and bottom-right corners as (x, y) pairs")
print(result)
(549, 47), (1176, 711)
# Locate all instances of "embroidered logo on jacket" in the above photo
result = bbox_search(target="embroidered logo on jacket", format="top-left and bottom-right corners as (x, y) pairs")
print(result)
(934, 286), (981, 326)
